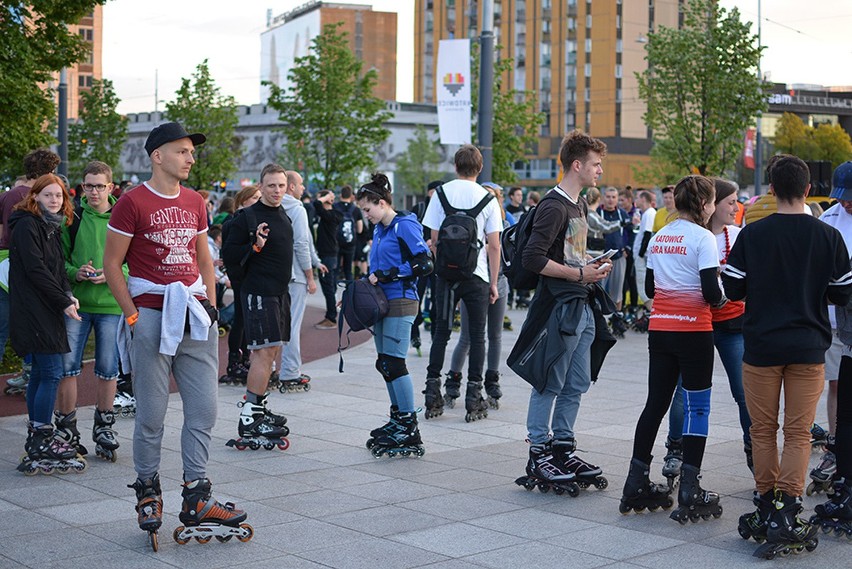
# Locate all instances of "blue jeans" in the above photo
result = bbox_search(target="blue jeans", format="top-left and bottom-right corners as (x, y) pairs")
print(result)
(27, 352), (65, 425)
(668, 329), (751, 444)
(375, 314), (416, 413)
(0, 286), (9, 362)
(526, 303), (595, 444)
(62, 312), (121, 380)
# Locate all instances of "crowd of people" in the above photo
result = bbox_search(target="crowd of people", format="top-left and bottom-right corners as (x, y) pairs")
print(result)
(0, 123), (849, 557)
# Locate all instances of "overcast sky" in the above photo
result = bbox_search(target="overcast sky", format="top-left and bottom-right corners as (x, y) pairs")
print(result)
(103, 0), (852, 114)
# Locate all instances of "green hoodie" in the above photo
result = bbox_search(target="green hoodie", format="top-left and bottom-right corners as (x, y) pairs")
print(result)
(61, 195), (127, 314)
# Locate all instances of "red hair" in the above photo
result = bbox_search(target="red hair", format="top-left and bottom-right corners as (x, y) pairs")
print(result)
(14, 173), (75, 226)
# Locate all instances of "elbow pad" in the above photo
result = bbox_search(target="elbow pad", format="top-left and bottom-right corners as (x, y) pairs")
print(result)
(410, 252), (434, 278)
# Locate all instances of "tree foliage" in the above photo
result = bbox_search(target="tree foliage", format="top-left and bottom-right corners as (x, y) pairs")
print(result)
(0, 1), (105, 181)
(265, 23), (392, 189)
(68, 79), (128, 181)
(165, 59), (240, 190)
(636, 0), (768, 177)
(470, 44), (545, 184)
(774, 112), (852, 170)
(395, 125), (445, 196)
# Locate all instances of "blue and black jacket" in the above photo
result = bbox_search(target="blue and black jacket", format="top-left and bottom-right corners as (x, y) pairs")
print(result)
(369, 212), (432, 301)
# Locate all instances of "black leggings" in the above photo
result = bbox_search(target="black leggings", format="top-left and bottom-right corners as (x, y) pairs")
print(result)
(836, 355), (852, 478)
(632, 331), (715, 469)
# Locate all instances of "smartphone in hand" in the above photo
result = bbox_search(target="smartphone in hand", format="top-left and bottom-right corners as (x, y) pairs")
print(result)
(586, 249), (618, 265)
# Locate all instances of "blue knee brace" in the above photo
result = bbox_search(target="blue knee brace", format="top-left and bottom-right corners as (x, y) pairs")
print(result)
(682, 387), (711, 437)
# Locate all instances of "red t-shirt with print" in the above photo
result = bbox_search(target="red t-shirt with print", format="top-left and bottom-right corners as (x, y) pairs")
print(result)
(107, 183), (208, 309)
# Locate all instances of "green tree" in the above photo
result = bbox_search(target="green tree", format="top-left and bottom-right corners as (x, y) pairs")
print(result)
(773, 112), (818, 158)
(470, 45), (545, 184)
(0, 1), (105, 181)
(265, 23), (391, 189)
(165, 60), (240, 190)
(395, 125), (445, 196)
(68, 79), (129, 180)
(636, 0), (768, 177)
(813, 123), (852, 170)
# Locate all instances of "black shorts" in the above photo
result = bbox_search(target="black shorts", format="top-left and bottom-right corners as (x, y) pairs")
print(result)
(242, 292), (291, 349)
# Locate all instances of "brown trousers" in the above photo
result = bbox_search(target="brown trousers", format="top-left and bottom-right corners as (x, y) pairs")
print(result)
(742, 363), (824, 496)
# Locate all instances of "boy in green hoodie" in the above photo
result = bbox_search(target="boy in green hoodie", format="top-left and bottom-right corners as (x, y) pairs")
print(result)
(53, 160), (127, 462)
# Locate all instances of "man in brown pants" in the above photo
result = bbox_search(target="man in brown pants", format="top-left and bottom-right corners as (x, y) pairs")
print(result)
(722, 155), (852, 557)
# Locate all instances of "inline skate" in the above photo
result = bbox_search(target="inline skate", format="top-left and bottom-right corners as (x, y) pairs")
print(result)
(515, 441), (580, 496)
(806, 443), (836, 496)
(483, 370), (502, 410)
(4, 362), (31, 395)
(619, 458), (674, 514)
(226, 396), (290, 451)
(811, 423), (829, 451)
(366, 405), (400, 449)
(464, 380), (488, 422)
(810, 477), (852, 539)
(54, 409), (89, 456)
(503, 315), (513, 331)
(443, 371), (462, 409)
(631, 306), (650, 333)
(174, 478), (253, 544)
(411, 333), (422, 357)
(609, 311), (628, 339)
(661, 437), (682, 491)
(113, 374), (136, 417)
(423, 376), (444, 419)
(753, 491), (818, 559)
(369, 411), (425, 458)
(92, 408), (120, 462)
(218, 353), (248, 386)
(17, 424), (87, 475)
(669, 465), (723, 524)
(129, 474), (163, 552)
(738, 490), (774, 543)
(552, 438), (608, 490)
(278, 373), (311, 393)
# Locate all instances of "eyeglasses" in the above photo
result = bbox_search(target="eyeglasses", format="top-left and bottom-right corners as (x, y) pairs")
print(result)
(82, 184), (109, 192)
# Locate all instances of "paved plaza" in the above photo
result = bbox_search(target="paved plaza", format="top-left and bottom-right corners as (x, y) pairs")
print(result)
(0, 297), (846, 568)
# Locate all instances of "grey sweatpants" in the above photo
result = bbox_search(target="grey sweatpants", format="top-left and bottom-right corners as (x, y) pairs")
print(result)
(132, 307), (218, 481)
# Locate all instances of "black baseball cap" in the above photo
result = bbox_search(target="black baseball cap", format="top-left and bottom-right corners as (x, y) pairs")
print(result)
(144, 122), (206, 156)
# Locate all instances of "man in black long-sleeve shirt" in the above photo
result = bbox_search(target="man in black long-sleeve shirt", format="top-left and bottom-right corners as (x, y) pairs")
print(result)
(722, 155), (852, 545)
(313, 190), (343, 328)
(222, 163), (294, 443)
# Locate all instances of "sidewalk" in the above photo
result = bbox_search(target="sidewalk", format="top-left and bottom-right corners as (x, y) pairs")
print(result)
(0, 302), (844, 568)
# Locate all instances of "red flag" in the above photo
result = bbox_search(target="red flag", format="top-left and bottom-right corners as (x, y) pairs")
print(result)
(743, 128), (755, 170)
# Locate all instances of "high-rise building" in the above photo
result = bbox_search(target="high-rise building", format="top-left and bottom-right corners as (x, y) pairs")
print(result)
(414, 0), (681, 187)
(261, 1), (397, 103)
(58, 6), (103, 119)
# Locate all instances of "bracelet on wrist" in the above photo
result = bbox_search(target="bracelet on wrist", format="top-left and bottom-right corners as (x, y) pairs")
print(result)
(126, 312), (139, 326)
(578, 267), (584, 283)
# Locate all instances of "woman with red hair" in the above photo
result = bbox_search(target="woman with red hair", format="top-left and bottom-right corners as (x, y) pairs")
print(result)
(9, 173), (85, 475)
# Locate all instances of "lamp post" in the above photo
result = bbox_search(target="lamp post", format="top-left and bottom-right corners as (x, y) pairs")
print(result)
(754, 0), (763, 194)
(477, 0), (494, 183)
(57, 68), (68, 177)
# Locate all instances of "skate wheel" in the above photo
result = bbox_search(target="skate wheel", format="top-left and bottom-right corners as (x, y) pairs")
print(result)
(634, 507), (644, 514)
(594, 477), (609, 490)
(56, 464), (70, 474)
(415, 447), (425, 457)
(537, 483), (550, 494)
(263, 442), (275, 450)
(618, 502), (632, 514)
(216, 535), (233, 542)
(173, 527), (190, 544)
(371, 447), (384, 458)
(248, 441), (260, 450)
(648, 505), (659, 512)
(553, 486), (565, 495)
(805, 540), (818, 552)
(195, 535), (212, 544)
(277, 438), (290, 451)
(150, 531), (159, 552)
(237, 523), (254, 542)
(806, 482), (816, 496)
(713, 509), (723, 519)
(567, 483), (580, 498)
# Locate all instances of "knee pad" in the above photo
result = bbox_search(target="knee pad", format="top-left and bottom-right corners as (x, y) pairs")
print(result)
(375, 357), (391, 381)
(379, 354), (408, 383)
(682, 387), (711, 437)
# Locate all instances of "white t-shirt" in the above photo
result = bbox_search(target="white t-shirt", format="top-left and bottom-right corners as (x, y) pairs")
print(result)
(422, 179), (503, 283)
(646, 219), (719, 331)
(633, 207), (657, 252)
(820, 203), (852, 327)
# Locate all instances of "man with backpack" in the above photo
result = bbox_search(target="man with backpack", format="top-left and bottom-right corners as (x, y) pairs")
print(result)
(421, 145), (502, 422)
(334, 185), (364, 283)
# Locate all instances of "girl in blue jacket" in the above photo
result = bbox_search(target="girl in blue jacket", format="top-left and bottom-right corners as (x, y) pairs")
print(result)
(357, 173), (433, 457)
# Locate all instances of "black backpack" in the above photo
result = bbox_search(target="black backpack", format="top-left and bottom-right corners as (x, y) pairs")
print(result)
(433, 186), (493, 282)
(337, 278), (389, 371)
(335, 202), (356, 247)
(501, 203), (540, 290)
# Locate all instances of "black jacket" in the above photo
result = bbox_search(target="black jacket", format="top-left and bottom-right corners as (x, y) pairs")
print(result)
(8, 210), (73, 355)
(313, 200), (343, 257)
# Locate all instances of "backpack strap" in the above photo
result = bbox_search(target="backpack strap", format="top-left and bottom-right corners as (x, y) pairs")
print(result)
(466, 192), (494, 219)
(435, 185), (457, 216)
(237, 206), (258, 271)
(67, 204), (84, 253)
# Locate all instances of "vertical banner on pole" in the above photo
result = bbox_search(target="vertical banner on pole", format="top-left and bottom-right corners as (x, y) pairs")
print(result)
(437, 39), (472, 145)
(743, 128), (755, 170)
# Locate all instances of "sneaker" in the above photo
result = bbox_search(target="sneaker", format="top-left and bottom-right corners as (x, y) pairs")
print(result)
(315, 318), (337, 330)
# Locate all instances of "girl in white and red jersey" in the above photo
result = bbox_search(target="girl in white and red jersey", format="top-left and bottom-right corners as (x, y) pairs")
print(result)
(620, 175), (724, 524)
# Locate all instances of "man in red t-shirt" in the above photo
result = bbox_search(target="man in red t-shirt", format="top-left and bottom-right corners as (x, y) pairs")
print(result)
(104, 122), (250, 546)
